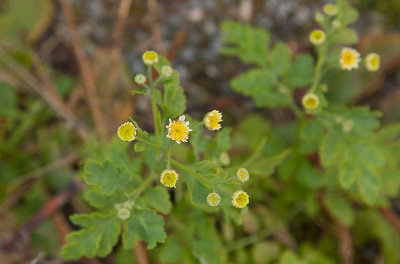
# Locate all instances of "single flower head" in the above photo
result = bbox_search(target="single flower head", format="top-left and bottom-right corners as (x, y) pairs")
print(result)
(365, 53), (380, 72)
(204, 110), (223, 131)
(302, 93), (320, 110)
(309, 30), (326, 45)
(323, 4), (338, 16)
(166, 115), (192, 144)
(207, 192), (221, 207)
(142, 51), (159, 65)
(340, 47), (361, 70)
(117, 208), (131, 220)
(134, 74), (146, 84)
(117, 122), (137, 142)
(161, 65), (173, 77)
(160, 169), (179, 188)
(237, 168), (249, 182)
(232, 190), (249, 208)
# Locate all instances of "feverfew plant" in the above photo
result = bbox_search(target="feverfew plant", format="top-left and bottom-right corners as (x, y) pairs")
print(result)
(60, 51), (253, 262)
(60, 1), (400, 263)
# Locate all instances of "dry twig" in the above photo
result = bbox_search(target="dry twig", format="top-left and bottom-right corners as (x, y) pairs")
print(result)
(58, 0), (107, 137)
(106, 0), (133, 100)
(146, 0), (164, 53)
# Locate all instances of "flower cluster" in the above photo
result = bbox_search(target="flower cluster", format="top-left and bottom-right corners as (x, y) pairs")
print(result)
(206, 167), (250, 209)
(118, 50), (250, 213)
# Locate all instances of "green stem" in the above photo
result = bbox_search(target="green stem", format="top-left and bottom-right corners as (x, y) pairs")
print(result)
(171, 159), (203, 179)
(148, 66), (162, 150)
(310, 47), (327, 93)
(132, 173), (157, 200)
(167, 142), (172, 169)
(136, 136), (161, 150)
(238, 137), (267, 169)
(227, 228), (273, 252)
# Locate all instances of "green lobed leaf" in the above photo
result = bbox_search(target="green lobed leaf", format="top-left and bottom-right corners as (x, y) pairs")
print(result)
(220, 21), (270, 67)
(122, 209), (167, 249)
(337, 0), (359, 26)
(83, 186), (127, 210)
(271, 42), (292, 76)
(230, 69), (290, 108)
(130, 88), (147, 96)
(144, 186), (172, 214)
(207, 127), (232, 159)
(330, 28), (358, 45)
(84, 160), (140, 196)
(282, 54), (314, 90)
(324, 192), (354, 226)
(61, 213), (121, 260)
(159, 235), (184, 263)
(319, 131), (344, 167)
(357, 164), (380, 205)
(338, 151), (359, 189)
(181, 170), (212, 208)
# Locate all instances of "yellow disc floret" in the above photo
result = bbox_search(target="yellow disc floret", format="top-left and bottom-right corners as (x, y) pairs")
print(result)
(340, 47), (360, 71)
(323, 4), (338, 16)
(142, 51), (159, 65)
(302, 93), (320, 110)
(232, 190), (249, 208)
(309, 30), (326, 45)
(117, 122), (137, 142)
(237, 168), (249, 182)
(166, 115), (192, 144)
(204, 110), (223, 131)
(365, 53), (380, 72)
(160, 169), (179, 188)
(207, 192), (221, 207)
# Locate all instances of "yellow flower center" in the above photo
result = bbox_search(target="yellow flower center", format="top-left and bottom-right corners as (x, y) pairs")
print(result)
(168, 121), (189, 143)
(340, 48), (360, 70)
(233, 192), (249, 208)
(160, 170), (178, 187)
(302, 94), (319, 109)
(343, 52), (355, 65)
(207, 192), (221, 206)
(117, 122), (137, 142)
(208, 114), (219, 128)
(142, 51), (158, 65)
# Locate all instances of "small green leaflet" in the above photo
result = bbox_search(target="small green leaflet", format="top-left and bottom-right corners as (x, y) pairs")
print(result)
(84, 160), (140, 195)
(220, 20), (270, 67)
(61, 213), (121, 260)
(122, 209), (167, 249)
